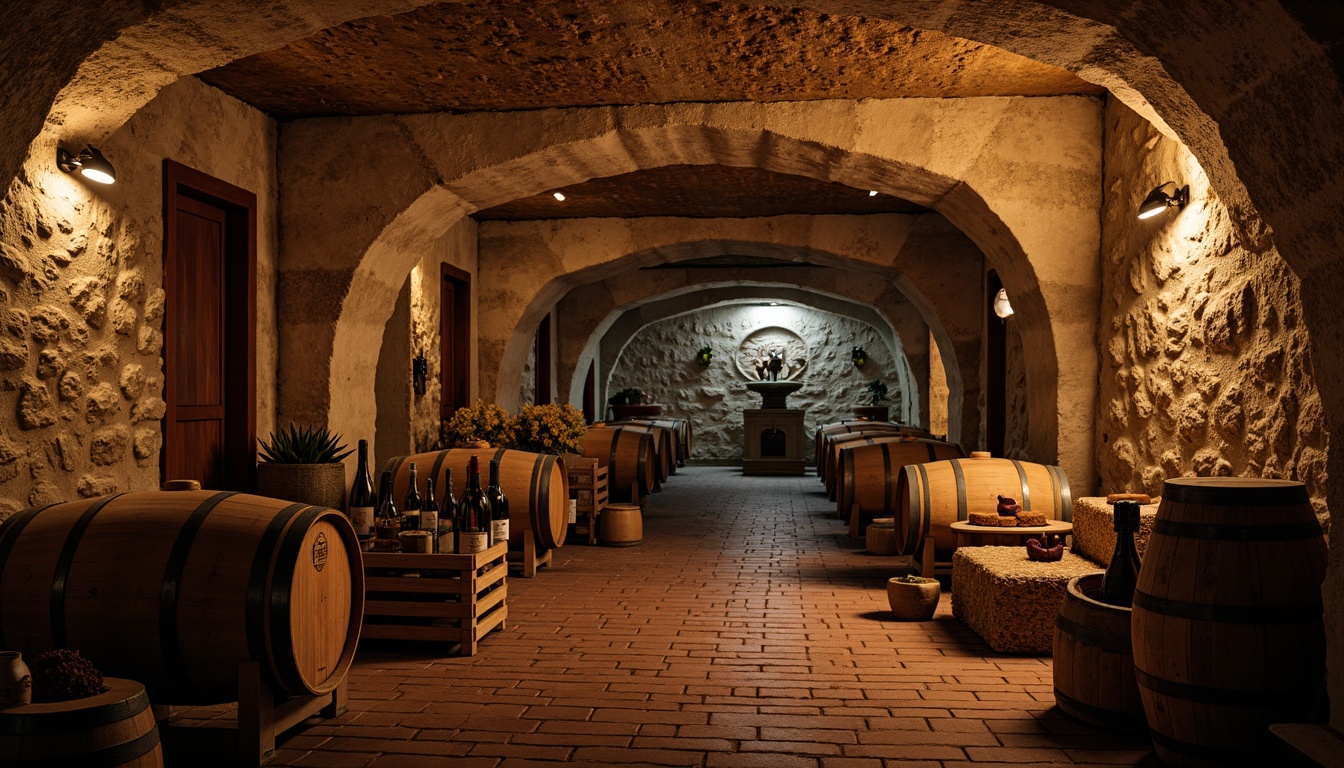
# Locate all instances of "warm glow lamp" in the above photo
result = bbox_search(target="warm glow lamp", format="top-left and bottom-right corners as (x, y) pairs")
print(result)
(1137, 181), (1188, 219)
(993, 288), (1014, 319)
(57, 145), (117, 184)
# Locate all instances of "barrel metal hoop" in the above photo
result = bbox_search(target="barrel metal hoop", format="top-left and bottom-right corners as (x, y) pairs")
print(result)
(492, 447), (509, 467)
(924, 442), (937, 462)
(245, 503), (310, 676)
(384, 453), (410, 487)
(1053, 466), (1072, 521)
(268, 505), (329, 695)
(539, 454), (556, 542)
(1, 726), (160, 768)
(1054, 613), (1131, 654)
(1135, 667), (1317, 707)
(881, 444), (892, 516)
(1148, 727), (1267, 761)
(427, 450), (452, 494)
(917, 463), (932, 544)
(1011, 460), (1031, 511)
(0, 686), (150, 734)
(1133, 589), (1323, 624)
(51, 493), (126, 649)
(950, 459), (967, 522)
(0, 504), (57, 646)
(1162, 480), (1309, 506)
(1052, 688), (1146, 731)
(1152, 518), (1323, 541)
(160, 491), (236, 701)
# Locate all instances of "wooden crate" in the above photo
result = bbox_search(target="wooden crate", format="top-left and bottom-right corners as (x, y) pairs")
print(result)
(565, 455), (609, 544)
(361, 542), (508, 656)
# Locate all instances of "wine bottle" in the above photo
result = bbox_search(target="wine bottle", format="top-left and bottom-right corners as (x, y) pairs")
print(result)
(422, 477), (439, 552)
(457, 456), (491, 554)
(374, 470), (402, 547)
(487, 459), (510, 547)
(403, 463), (422, 532)
(1099, 499), (1143, 606)
(348, 439), (376, 550)
(438, 468), (456, 553)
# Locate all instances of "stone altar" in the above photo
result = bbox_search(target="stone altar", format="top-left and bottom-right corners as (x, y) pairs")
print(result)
(743, 381), (806, 475)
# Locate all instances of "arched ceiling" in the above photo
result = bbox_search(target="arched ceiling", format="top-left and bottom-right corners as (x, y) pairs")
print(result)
(198, 0), (1104, 120)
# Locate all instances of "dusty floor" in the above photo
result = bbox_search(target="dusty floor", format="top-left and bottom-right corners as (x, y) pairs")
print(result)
(176, 466), (1157, 766)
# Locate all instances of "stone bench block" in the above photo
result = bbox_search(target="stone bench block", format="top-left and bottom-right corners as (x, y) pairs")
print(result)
(951, 546), (1099, 654)
(1071, 496), (1160, 566)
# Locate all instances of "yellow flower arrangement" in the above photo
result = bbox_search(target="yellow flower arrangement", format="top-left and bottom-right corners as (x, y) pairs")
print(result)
(512, 403), (587, 455)
(441, 400), (516, 448)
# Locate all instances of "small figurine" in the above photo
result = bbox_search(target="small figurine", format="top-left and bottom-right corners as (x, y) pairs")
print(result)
(996, 495), (1021, 517)
(1026, 533), (1064, 562)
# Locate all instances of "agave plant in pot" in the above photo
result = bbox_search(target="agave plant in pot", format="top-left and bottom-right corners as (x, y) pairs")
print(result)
(255, 424), (353, 511)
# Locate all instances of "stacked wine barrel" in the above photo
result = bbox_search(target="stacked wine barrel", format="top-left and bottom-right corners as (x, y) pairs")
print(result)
(615, 418), (691, 467)
(814, 421), (931, 484)
(608, 422), (675, 484)
(384, 447), (569, 552)
(0, 491), (363, 705)
(835, 436), (965, 537)
(578, 424), (658, 503)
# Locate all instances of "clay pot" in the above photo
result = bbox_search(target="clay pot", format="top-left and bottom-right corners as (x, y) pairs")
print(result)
(255, 462), (347, 511)
(0, 652), (32, 706)
(886, 577), (940, 621)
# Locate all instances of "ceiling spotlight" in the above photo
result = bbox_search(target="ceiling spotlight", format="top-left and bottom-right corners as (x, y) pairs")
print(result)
(1137, 182), (1188, 220)
(992, 288), (1014, 319)
(552, 192), (566, 202)
(868, 190), (878, 197)
(57, 144), (116, 184)
(769, 302), (780, 306)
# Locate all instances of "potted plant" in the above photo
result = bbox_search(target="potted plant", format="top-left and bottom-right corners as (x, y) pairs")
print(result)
(886, 574), (940, 620)
(255, 424), (352, 510)
(512, 403), (588, 455)
(608, 387), (662, 421)
(696, 345), (713, 367)
(853, 379), (890, 421)
(442, 400), (516, 448)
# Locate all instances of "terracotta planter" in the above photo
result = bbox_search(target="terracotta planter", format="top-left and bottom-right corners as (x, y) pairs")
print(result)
(851, 405), (889, 422)
(255, 462), (346, 511)
(886, 577), (940, 621)
(611, 403), (663, 420)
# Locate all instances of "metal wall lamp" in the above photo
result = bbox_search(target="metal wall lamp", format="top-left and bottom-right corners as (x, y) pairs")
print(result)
(1137, 182), (1188, 219)
(57, 145), (117, 184)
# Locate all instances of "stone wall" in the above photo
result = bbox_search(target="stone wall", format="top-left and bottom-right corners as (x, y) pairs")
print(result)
(1098, 99), (1328, 529)
(0, 77), (277, 516)
(605, 304), (906, 462)
(1003, 315), (1030, 460)
(928, 330), (949, 440)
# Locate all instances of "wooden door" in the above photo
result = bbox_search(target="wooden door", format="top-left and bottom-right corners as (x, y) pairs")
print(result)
(440, 263), (472, 418)
(986, 270), (1006, 457)
(163, 161), (256, 491)
(533, 312), (552, 405)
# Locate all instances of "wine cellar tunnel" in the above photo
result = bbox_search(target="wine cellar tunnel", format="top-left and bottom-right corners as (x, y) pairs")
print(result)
(1, 1), (1342, 765)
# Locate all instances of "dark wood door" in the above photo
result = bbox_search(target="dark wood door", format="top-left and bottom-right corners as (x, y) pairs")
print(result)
(163, 161), (256, 491)
(986, 270), (1006, 457)
(533, 312), (552, 405)
(440, 264), (472, 418)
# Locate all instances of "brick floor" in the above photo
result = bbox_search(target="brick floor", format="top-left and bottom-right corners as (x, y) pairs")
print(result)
(174, 467), (1159, 766)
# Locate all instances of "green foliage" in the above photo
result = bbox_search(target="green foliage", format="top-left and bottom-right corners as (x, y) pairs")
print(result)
(696, 345), (713, 365)
(258, 424), (352, 464)
(864, 379), (889, 406)
(892, 574), (937, 584)
(608, 387), (646, 406)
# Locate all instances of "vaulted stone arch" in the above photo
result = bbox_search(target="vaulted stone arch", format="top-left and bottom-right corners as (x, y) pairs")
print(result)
(558, 283), (928, 430)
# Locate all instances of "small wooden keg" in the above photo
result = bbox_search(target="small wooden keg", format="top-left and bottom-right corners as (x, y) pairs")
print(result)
(599, 504), (643, 546)
(865, 517), (898, 555)
(0, 677), (163, 767)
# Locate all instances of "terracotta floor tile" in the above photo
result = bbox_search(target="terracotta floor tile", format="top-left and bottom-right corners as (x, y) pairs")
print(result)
(169, 468), (1155, 766)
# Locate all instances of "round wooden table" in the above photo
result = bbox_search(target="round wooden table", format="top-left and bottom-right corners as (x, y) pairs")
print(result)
(949, 519), (1073, 547)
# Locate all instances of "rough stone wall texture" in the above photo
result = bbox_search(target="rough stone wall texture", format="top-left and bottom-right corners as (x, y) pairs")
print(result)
(0, 77), (277, 518)
(408, 218), (477, 454)
(605, 304), (905, 463)
(1098, 99), (1328, 532)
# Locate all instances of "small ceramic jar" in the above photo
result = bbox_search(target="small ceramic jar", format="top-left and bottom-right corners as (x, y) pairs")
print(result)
(0, 651), (32, 706)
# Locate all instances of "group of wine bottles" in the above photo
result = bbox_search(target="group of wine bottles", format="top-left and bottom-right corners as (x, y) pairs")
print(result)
(347, 439), (510, 554)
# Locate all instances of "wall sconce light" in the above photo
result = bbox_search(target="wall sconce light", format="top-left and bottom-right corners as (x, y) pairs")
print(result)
(1137, 181), (1188, 219)
(851, 346), (867, 367)
(412, 354), (428, 396)
(993, 288), (1014, 319)
(57, 145), (117, 184)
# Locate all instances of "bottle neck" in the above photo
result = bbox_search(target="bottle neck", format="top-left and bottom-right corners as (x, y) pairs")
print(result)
(358, 440), (369, 466)
(489, 462), (500, 488)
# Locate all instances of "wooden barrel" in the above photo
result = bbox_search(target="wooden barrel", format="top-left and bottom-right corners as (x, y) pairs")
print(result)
(0, 677), (163, 767)
(1053, 573), (1145, 733)
(1132, 477), (1327, 767)
(839, 437), (966, 538)
(619, 418), (690, 468)
(610, 423), (673, 485)
(0, 492), (362, 705)
(599, 504), (643, 546)
(865, 517), (898, 555)
(385, 448), (569, 551)
(895, 452), (1072, 556)
(825, 430), (952, 499)
(579, 425), (655, 503)
(814, 421), (889, 476)
(817, 423), (922, 483)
